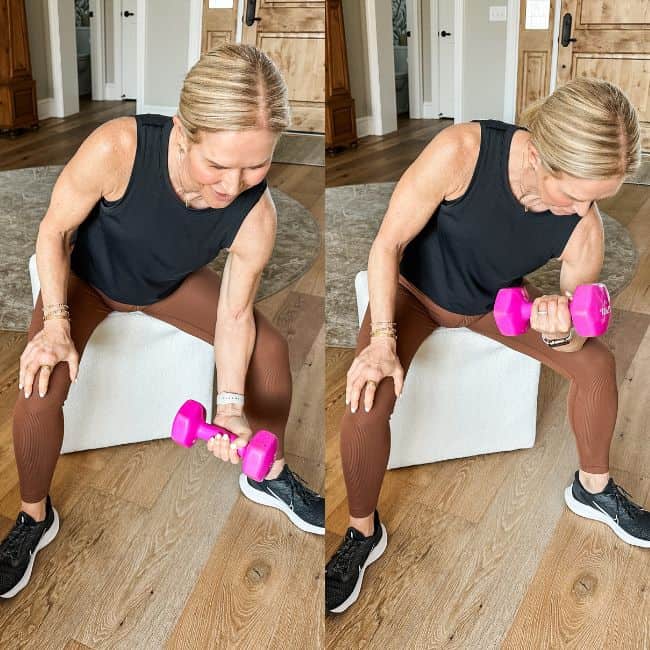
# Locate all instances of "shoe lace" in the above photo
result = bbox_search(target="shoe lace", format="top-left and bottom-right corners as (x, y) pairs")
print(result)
(328, 531), (359, 576)
(286, 468), (321, 503)
(0, 518), (32, 564)
(612, 483), (645, 519)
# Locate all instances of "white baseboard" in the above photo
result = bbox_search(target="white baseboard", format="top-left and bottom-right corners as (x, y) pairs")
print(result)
(37, 98), (57, 120)
(104, 83), (123, 101)
(356, 115), (381, 138)
(138, 104), (178, 116)
(423, 102), (438, 119)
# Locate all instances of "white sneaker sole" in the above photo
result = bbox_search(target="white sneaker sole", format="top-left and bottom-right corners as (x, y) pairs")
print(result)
(1, 507), (60, 599)
(564, 486), (650, 549)
(328, 523), (388, 614)
(238, 473), (325, 536)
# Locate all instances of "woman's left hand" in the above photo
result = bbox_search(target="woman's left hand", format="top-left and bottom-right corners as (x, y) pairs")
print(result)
(529, 292), (573, 338)
(207, 413), (252, 464)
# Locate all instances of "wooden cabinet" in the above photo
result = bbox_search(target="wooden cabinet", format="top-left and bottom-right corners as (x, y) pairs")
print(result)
(0, 0), (38, 132)
(325, 0), (357, 150)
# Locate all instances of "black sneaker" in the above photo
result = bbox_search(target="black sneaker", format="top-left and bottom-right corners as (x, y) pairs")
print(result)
(0, 495), (60, 598)
(238, 464), (324, 535)
(325, 510), (387, 614)
(564, 471), (650, 548)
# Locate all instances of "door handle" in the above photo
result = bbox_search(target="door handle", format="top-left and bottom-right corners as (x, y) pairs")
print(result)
(440, 30), (452, 37)
(123, 10), (134, 17)
(245, 0), (261, 26)
(560, 13), (577, 47)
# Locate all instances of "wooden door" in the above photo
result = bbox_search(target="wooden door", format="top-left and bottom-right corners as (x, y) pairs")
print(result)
(201, 0), (240, 51)
(556, 0), (650, 151)
(325, 0), (356, 148)
(515, 0), (557, 122)
(241, 0), (325, 133)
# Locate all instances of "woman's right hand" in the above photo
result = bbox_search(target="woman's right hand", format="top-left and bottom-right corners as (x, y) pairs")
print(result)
(19, 321), (79, 399)
(346, 338), (404, 414)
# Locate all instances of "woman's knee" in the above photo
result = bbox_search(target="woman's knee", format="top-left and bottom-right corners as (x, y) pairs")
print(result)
(254, 312), (290, 363)
(573, 340), (616, 388)
(340, 386), (395, 447)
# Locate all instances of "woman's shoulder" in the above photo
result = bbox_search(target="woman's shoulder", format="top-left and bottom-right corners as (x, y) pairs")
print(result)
(421, 122), (481, 201)
(430, 121), (480, 155)
(88, 116), (137, 161)
(74, 117), (137, 201)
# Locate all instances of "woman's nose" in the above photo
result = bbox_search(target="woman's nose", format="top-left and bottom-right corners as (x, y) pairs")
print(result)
(220, 169), (242, 194)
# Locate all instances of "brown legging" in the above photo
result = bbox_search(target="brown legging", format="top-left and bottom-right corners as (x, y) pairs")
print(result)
(341, 276), (617, 518)
(13, 267), (292, 503)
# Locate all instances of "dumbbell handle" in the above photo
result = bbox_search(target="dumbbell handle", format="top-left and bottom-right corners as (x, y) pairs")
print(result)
(519, 295), (577, 322)
(513, 295), (574, 326)
(192, 421), (245, 458)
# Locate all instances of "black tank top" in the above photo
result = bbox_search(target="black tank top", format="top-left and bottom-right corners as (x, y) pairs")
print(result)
(399, 119), (581, 315)
(70, 114), (267, 305)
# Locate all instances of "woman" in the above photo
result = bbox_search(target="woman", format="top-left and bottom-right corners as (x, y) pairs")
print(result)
(325, 78), (648, 614)
(0, 43), (324, 600)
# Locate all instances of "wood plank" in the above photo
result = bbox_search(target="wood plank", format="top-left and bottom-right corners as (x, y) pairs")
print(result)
(326, 497), (475, 647)
(284, 325), (325, 465)
(87, 438), (184, 509)
(64, 641), (94, 650)
(503, 468), (649, 650)
(73, 447), (241, 649)
(611, 195), (650, 315)
(609, 323), (650, 479)
(168, 479), (323, 649)
(0, 488), (146, 649)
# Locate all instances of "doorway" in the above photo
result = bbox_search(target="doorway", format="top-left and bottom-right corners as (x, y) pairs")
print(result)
(75, 0), (91, 98)
(392, 0), (410, 117)
(365, 0), (457, 136)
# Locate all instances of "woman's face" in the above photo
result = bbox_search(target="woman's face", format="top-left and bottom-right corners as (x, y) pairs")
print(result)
(528, 145), (624, 217)
(179, 123), (276, 208)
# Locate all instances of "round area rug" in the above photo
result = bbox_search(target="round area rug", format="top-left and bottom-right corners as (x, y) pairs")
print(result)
(326, 182), (638, 348)
(0, 166), (320, 332)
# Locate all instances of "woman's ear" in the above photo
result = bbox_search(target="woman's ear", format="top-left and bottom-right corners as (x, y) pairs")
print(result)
(172, 115), (190, 152)
(527, 141), (541, 170)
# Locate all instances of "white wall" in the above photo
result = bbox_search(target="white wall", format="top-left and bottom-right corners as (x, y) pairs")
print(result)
(54, 0), (80, 116)
(342, 0), (372, 119)
(25, 0), (54, 100)
(461, 1), (509, 121)
(141, 1), (191, 114)
(343, 0), (513, 131)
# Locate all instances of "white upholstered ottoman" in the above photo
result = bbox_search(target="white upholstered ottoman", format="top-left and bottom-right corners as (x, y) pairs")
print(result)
(355, 271), (541, 469)
(29, 254), (215, 453)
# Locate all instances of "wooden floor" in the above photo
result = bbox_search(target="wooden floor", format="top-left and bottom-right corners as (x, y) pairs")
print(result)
(325, 120), (650, 648)
(0, 100), (324, 648)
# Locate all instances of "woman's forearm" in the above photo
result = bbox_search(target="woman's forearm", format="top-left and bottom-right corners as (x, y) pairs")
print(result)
(367, 239), (401, 331)
(214, 312), (256, 397)
(35, 225), (71, 316)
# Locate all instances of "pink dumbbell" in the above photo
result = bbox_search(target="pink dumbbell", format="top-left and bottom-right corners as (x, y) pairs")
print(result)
(494, 283), (611, 337)
(171, 400), (277, 481)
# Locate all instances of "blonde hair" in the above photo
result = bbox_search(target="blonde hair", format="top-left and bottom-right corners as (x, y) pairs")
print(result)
(519, 77), (641, 180)
(177, 43), (290, 143)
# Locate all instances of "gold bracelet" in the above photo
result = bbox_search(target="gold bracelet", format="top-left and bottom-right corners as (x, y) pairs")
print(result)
(43, 303), (69, 312)
(371, 329), (397, 339)
(43, 311), (70, 319)
(43, 309), (70, 318)
(371, 323), (396, 333)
